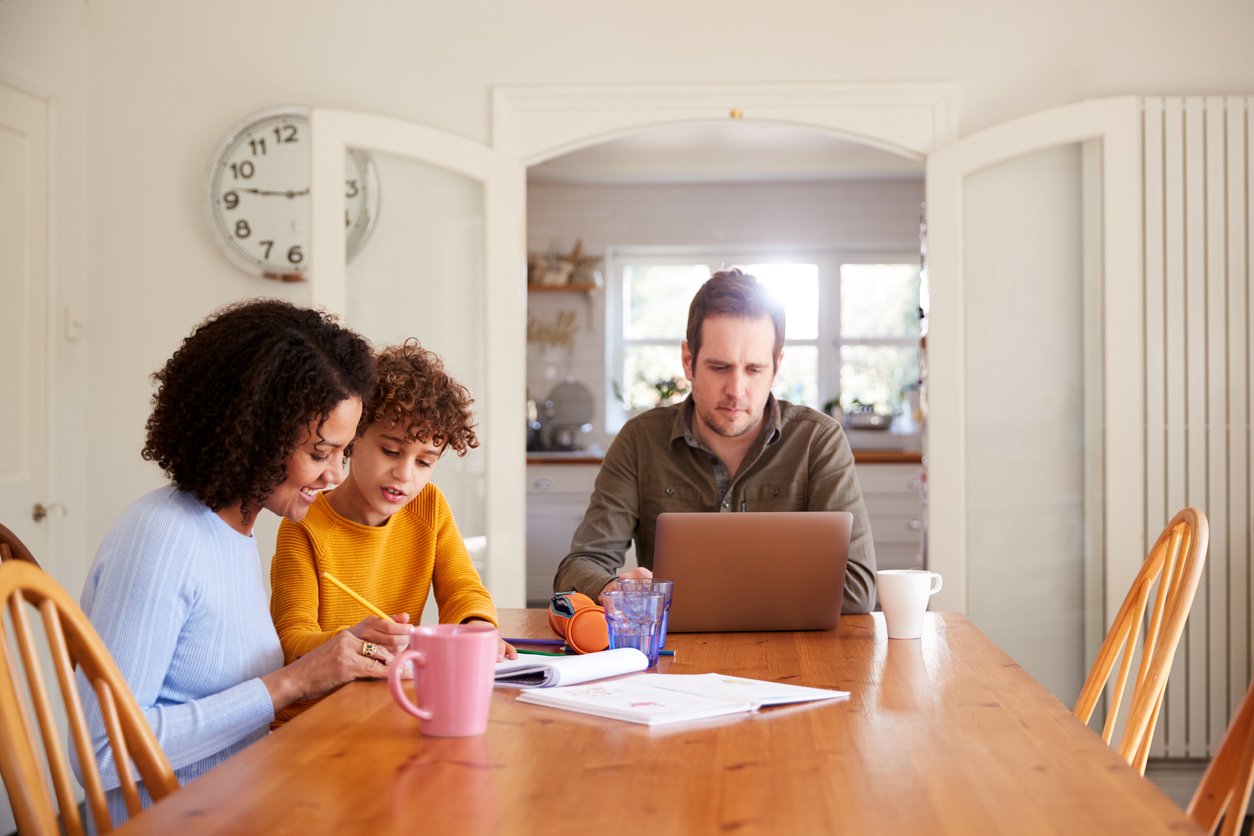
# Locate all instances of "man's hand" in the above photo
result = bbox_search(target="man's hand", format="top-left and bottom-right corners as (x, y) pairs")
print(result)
(597, 566), (653, 604)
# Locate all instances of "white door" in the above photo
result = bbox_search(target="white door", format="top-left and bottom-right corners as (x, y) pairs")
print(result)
(308, 110), (527, 608)
(0, 82), (49, 563)
(925, 97), (1142, 702)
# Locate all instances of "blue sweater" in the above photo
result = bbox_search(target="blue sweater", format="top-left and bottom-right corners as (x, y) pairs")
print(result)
(78, 486), (281, 825)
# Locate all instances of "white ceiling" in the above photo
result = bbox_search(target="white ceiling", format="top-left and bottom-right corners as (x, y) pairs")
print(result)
(527, 121), (925, 186)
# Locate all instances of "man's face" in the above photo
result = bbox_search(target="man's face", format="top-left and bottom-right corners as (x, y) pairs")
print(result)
(681, 314), (780, 441)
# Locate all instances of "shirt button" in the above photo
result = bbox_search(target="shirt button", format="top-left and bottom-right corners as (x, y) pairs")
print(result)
(721, 498), (730, 509)
(771, 487), (779, 497)
(665, 487), (674, 496)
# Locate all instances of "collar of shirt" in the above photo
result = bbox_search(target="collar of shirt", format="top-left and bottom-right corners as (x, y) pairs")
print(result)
(672, 393), (777, 463)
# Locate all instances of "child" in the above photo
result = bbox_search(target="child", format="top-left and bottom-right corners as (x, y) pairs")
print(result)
(270, 339), (515, 721)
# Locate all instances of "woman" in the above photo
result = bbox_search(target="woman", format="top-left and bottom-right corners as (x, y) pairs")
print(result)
(78, 299), (410, 825)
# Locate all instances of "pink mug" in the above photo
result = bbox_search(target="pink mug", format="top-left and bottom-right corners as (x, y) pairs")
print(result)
(387, 622), (498, 737)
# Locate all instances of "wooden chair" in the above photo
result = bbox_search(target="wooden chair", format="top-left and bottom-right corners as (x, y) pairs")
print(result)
(1072, 507), (1208, 775)
(0, 520), (41, 565)
(1188, 676), (1254, 835)
(0, 560), (177, 835)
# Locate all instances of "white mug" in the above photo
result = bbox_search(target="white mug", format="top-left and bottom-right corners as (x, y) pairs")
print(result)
(876, 569), (943, 640)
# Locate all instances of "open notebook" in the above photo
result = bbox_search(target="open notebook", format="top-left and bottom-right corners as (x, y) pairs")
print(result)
(494, 647), (649, 688)
(515, 673), (849, 726)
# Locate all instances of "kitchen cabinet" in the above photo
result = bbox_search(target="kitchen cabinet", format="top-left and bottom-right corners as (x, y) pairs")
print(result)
(856, 463), (926, 571)
(526, 459), (638, 606)
(526, 463), (600, 607)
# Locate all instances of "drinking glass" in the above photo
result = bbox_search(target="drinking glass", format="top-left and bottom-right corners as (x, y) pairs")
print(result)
(602, 590), (667, 665)
(617, 578), (675, 647)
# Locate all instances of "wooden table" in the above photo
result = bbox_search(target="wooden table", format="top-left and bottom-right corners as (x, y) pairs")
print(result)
(117, 611), (1201, 835)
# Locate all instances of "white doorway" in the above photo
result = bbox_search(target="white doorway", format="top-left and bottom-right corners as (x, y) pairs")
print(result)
(0, 81), (49, 567)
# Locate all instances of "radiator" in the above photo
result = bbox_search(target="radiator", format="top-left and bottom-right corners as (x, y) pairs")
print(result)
(1143, 95), (1253, 759)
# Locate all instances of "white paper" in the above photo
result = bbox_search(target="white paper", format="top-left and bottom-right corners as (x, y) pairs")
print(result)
(643, 673), (849, 706)
(517, 678), (755, 726)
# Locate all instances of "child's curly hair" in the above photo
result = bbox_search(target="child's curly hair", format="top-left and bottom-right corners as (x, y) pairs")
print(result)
(365, 339), (479, 456)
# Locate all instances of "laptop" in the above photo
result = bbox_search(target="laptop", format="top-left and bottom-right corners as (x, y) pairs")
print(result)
(651, 511), (852, 633)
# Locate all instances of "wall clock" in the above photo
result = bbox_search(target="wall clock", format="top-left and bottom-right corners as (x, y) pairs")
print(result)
(206, 105), (380, 281)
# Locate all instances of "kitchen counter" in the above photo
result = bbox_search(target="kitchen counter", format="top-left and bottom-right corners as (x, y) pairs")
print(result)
(526, 453), (605, 465)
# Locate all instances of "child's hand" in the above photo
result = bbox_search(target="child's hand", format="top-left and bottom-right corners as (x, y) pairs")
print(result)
(458, 618), (513, 660)
(348, 612), (412, 661)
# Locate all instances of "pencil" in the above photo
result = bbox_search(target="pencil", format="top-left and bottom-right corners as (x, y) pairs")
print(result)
(321, 571), (394, 622)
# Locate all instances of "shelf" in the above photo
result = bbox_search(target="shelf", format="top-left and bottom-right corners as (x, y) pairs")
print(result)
(528, 283), (599, 293)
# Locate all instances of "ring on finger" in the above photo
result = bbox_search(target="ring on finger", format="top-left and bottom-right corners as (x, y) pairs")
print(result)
(361, 641), (377, 659)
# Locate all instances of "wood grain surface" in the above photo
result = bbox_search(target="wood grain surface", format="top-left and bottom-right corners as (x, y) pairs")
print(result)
(115, 611), (1200, 835)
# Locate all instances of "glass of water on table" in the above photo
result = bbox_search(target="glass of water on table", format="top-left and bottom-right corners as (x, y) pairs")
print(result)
(615, 578), (675, 648)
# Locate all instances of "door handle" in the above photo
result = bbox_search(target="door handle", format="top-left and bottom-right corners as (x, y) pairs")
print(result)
(32, 502), (66, 522)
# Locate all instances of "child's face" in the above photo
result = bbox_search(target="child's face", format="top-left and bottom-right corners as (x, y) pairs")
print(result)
(338, 421), (446, 526)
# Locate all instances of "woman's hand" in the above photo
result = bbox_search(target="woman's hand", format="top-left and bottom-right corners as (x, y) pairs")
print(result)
(262, 629), (388, 711)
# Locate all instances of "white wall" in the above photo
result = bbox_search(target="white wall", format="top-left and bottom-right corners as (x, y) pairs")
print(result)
(526, 178), (925, 449)
(1, 0), (1253, 634)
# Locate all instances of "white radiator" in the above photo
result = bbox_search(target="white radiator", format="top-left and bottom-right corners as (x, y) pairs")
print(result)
(1143, 95), (1253, 759)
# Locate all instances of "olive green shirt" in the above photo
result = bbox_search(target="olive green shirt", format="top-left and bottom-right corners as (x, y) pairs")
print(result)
(553, 395), (877, 613)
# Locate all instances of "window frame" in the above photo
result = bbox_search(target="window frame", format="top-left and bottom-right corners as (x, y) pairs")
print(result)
(604, 244), (920, 432)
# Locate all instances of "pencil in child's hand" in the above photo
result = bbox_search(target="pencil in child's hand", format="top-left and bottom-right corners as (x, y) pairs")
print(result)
(321, 571), (394, 622)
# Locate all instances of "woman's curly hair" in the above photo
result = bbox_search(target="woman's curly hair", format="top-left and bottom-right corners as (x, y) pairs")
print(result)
(142, 299), (376, 521)
(365, 339), (479, 456)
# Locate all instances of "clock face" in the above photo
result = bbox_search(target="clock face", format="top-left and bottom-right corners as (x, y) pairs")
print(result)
(207, 108), (380, 280)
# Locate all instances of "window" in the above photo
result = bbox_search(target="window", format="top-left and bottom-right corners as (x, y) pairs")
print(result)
(606, 248), (921, 431)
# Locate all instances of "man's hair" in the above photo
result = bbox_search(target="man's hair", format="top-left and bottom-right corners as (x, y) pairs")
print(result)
(363, 338), (479, 456)
(685, 268), (786, 367)
(142, 298), (376, 522)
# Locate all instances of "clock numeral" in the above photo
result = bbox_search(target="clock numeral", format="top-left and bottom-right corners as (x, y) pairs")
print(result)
(223, 191), (239, 210)
(273, 124), (298, 144)
(229, 161), (255, 180)
(234, 219), (251, 239)
(248, 138), (267, 156)
(287, 246), (304, 265)
(346, 179), (360, 198)
(260, 240), (274, 259)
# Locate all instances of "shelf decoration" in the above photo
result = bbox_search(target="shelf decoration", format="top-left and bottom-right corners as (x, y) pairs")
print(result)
(528, 239), (603, 287)
(527, 310), (579, 349)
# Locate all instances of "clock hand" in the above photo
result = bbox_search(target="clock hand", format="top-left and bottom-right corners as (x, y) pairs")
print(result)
(234, 187), (311, 198)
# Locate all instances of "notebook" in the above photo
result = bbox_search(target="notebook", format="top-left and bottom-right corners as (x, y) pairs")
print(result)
(651, 511), (852, 633)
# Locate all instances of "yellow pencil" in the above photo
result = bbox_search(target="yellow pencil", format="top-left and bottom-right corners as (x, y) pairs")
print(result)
(321, 571), (394, 622)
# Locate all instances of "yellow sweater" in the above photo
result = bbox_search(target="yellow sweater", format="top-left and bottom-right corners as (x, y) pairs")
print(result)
(270, 486), (498, 665)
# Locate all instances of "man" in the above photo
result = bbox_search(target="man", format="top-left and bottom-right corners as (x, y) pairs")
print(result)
(553, 268), (876, 613)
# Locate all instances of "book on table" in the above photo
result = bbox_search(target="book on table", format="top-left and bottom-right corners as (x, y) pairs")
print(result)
(494, 647), (650, 688)
(514, 672), (850, 726)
